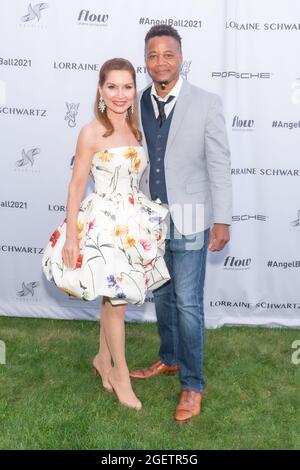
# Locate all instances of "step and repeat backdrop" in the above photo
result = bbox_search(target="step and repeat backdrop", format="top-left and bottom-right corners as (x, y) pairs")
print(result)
(1, 0), (300, 327)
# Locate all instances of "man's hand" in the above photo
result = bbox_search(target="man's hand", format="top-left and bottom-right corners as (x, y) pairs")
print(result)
(208, 223), (230, 252)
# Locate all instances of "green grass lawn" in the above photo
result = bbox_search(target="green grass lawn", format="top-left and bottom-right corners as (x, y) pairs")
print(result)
(0, 317), (299, 450)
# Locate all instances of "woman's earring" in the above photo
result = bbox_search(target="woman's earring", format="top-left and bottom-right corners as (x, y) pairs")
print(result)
(98, 96), (106, 113)
(130, 103), (134, 114)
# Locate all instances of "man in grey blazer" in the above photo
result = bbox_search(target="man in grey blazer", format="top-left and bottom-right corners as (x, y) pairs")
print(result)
(130, 25), (232, 423)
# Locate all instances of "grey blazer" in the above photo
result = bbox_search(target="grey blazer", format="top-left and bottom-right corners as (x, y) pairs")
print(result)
(139, 79), (232, 235)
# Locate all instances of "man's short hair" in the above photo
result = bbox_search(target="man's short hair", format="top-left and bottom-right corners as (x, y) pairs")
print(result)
(145, 24), (182, 50)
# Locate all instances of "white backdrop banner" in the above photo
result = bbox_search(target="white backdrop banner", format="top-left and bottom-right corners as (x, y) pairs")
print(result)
(1, 0), (300, 327)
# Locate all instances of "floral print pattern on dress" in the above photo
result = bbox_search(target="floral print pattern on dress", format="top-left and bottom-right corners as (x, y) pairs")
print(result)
(42, 146), (170, 306)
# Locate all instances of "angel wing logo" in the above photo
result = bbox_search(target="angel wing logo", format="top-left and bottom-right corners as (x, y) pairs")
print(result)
(65, 103), (80, 128)
(17, 282), (40, 297)
(21, 3), (48, 22)
(15, 148), (41, 167)
(290, 209), (300, 227)
(180, 60), (192, 80)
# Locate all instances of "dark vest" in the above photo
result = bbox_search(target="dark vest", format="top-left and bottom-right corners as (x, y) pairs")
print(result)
(141, 87), (175, 204)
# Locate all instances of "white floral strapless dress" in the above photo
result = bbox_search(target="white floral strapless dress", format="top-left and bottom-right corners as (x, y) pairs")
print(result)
(42, 146), (170, 305)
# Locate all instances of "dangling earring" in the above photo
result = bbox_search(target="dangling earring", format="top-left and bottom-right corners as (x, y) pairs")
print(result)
(130, 103), (134, 114)
(98, 96), (106, 113)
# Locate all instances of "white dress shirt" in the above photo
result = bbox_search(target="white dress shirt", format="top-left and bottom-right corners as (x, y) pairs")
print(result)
(151, 76), (183, 119)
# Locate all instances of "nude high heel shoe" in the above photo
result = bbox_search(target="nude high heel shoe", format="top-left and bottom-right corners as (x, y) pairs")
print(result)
(108, 371), (142, 411)
(92, 357), (113, 393)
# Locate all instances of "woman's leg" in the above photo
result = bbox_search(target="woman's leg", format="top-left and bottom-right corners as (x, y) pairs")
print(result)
(92, 298), (113, 391)
(102, 299), (142, 410)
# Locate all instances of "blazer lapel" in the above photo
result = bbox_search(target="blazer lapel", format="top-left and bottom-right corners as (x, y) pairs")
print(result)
(165, 80), (191, 159)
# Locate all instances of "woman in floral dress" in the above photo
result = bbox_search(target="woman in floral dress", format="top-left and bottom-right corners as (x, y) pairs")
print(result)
(42, 59), (169, 411)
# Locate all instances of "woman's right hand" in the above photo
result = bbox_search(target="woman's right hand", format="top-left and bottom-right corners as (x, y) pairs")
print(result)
(62, 238), (80, 269)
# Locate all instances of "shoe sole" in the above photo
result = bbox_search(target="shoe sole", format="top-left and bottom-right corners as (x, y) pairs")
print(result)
(130, 370), (178, 380)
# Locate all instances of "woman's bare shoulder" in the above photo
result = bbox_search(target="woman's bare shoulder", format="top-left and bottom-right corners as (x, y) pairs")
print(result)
(80, 119), (103, 137)
(78, 119), (105, 149)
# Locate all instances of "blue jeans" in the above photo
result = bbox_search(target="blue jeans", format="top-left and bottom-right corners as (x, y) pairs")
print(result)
(153, 222), (210, 393)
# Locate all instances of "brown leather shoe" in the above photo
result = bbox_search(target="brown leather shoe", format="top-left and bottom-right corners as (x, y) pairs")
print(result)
(175, 389), (203, 423)
(129, 359), (178, 379)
